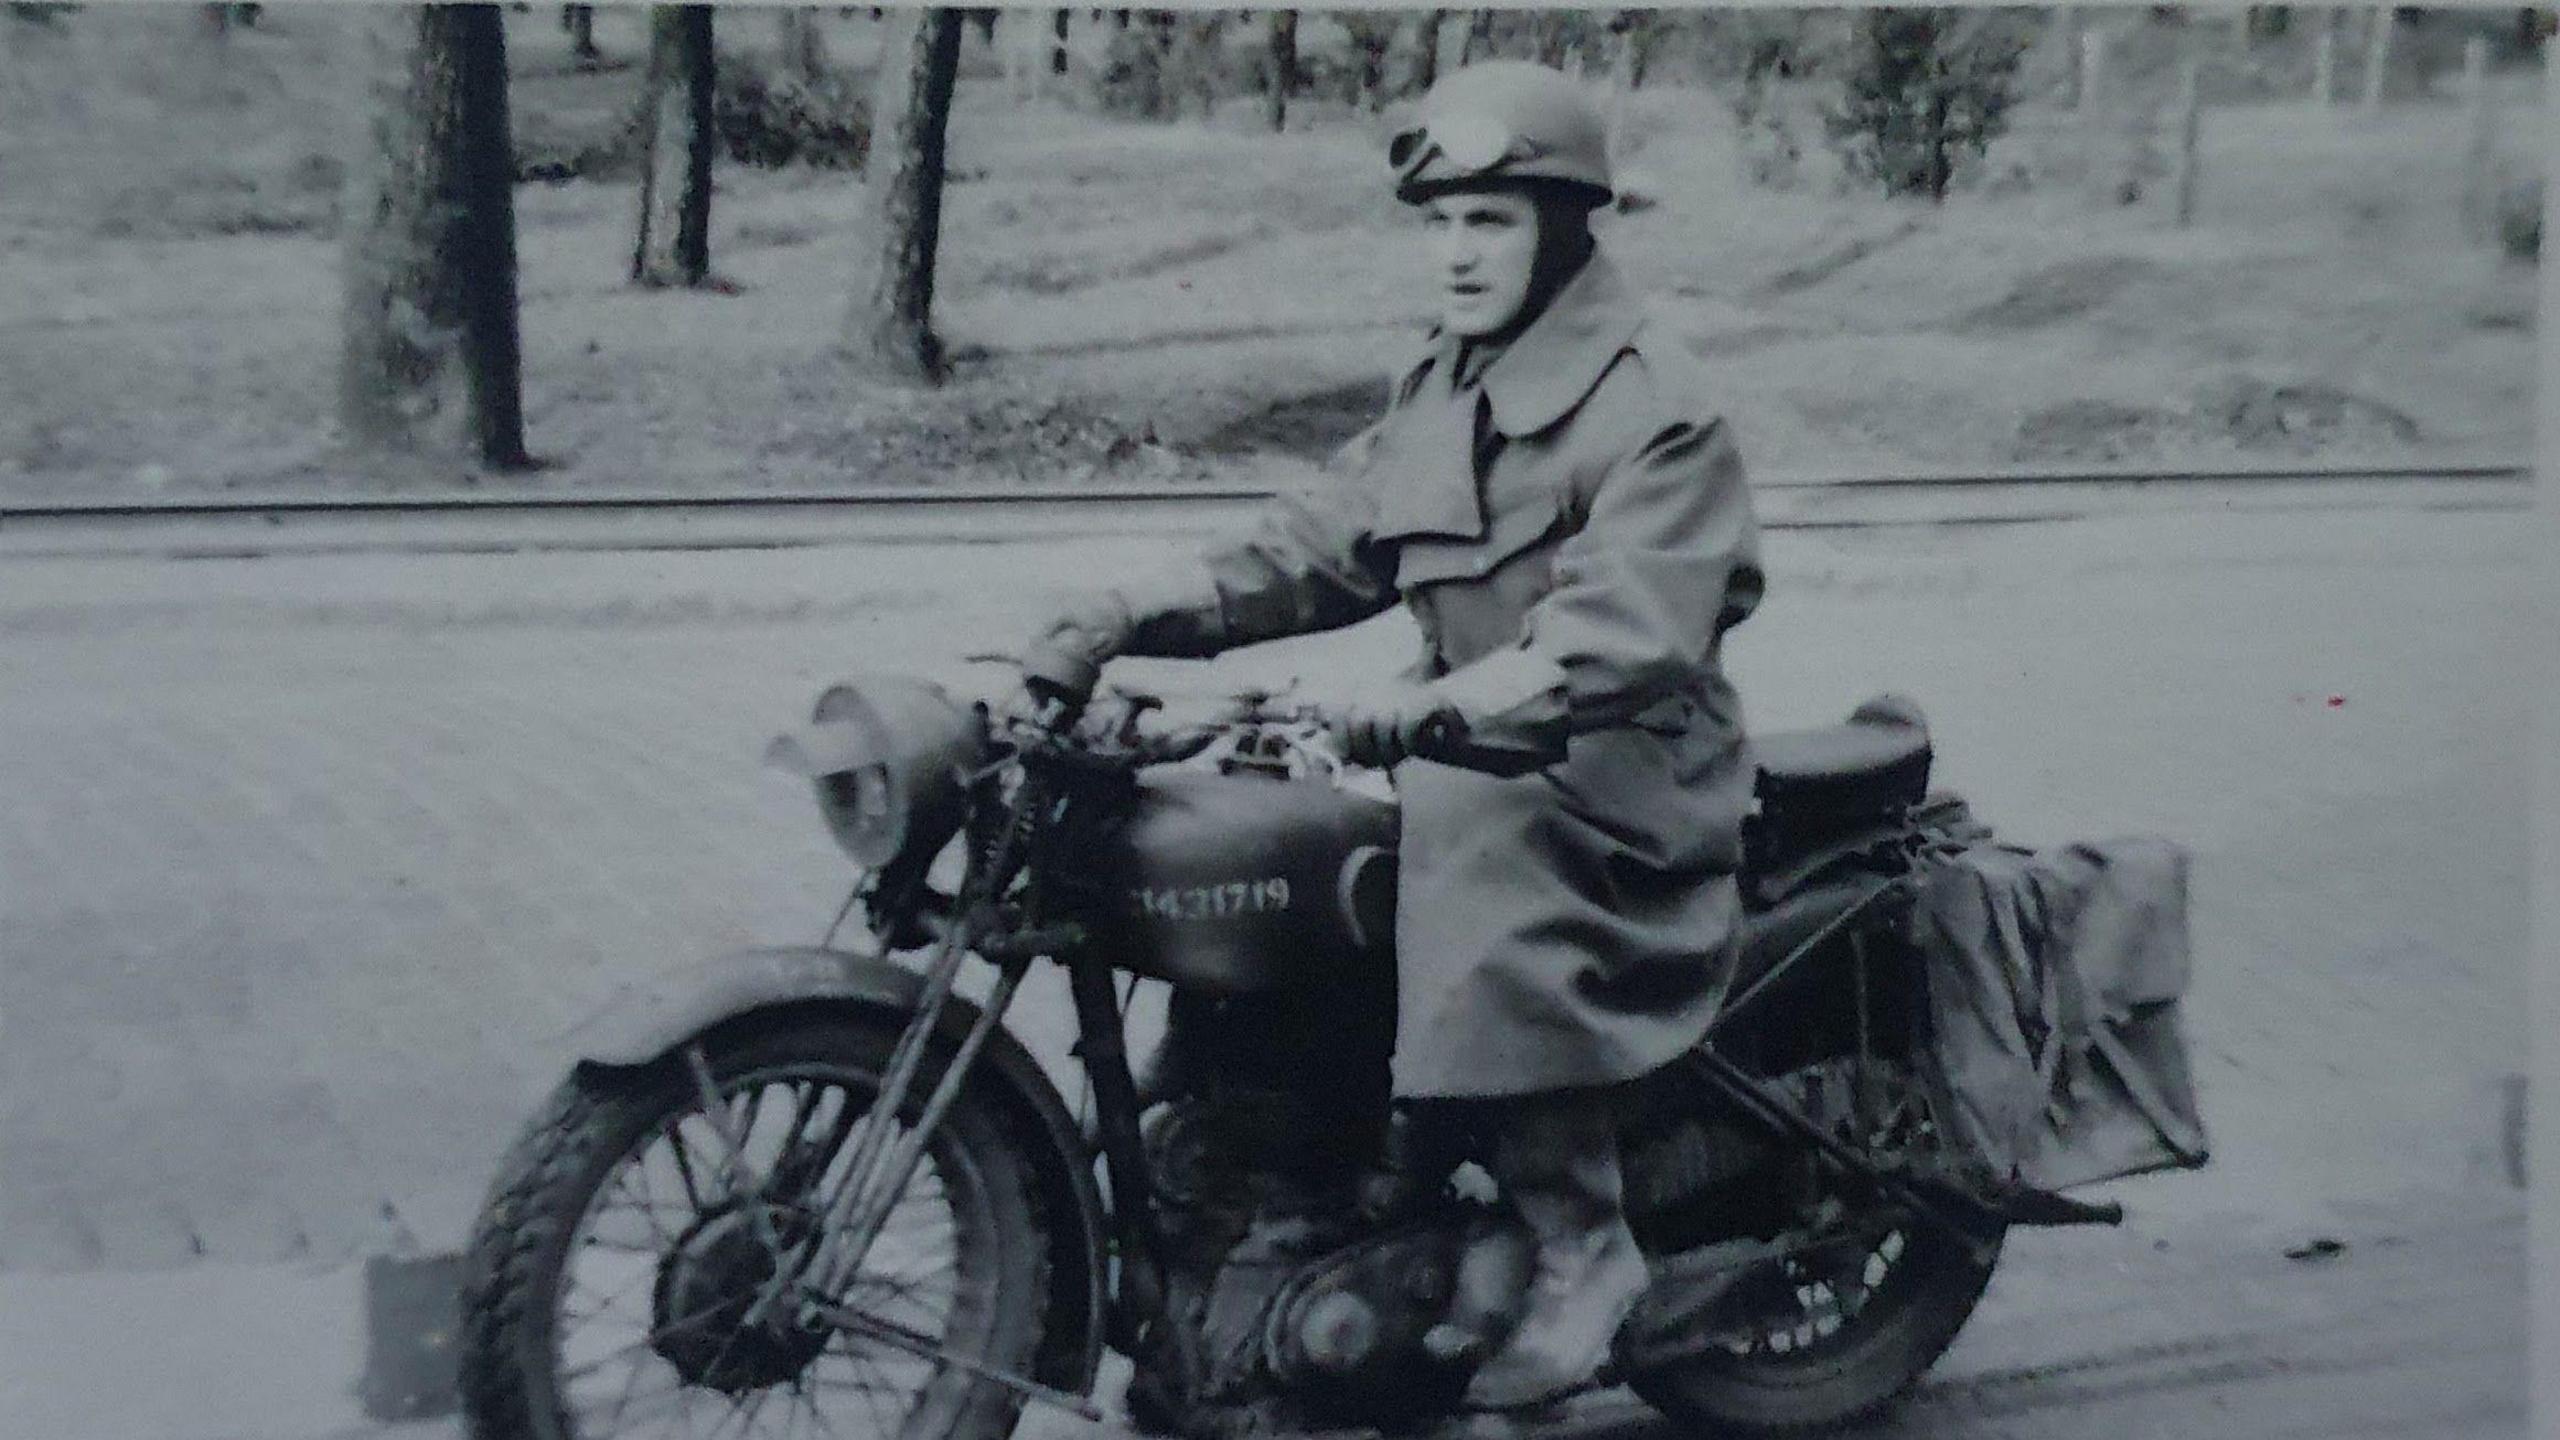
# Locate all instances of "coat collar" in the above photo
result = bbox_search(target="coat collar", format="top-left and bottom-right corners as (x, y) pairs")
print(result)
(1425, 253), (1645, 440)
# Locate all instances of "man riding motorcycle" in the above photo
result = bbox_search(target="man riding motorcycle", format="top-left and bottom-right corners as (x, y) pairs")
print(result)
(1014, 61), (1765, 1412)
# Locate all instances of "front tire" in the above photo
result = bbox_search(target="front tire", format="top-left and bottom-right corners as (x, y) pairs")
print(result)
(458, 1010), (1056, 1440)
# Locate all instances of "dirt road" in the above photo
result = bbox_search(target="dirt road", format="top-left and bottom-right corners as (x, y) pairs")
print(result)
(0, 501), (2532, 1436)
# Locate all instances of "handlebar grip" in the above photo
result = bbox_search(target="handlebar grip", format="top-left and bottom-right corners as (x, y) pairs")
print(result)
(1018, 646), (1100, 712)
(1410, 718), (1562, 778)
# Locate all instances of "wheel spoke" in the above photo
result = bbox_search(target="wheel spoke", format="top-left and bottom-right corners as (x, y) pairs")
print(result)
(818, 1341), (903, 1438)
(793, 1378), (853, 1440)
(558, 1296), (740, 1385)
(715, 1383), (779, 1440)
(668, 1118), (713, 1212)
(538, 1046), (1011, 1440)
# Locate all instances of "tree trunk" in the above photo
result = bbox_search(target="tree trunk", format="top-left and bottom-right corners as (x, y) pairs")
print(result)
(339, 3), (531, 470)
(632, 6), (715, 288)
(1606, 13), (1635, 160)
(563, 5), (597, 63)
(1141, 9), (1177, 119)
(1265, 10), (1296, 132)
(779, 8), (827, 80)
(2359, 6), (2392, 111)
(1533, 11), (1573, 68)
(1178, 13), (1223, 121)
(1926, 88), (1953, 200)
(1415, 9), (1443, 93)
(2171, 54), (2203, 225)
(1052, 8), (1069, 74)
(2312, 8), (2339, 104)
(2460, 34), (2495, 237)
(847, 6), (963, 384)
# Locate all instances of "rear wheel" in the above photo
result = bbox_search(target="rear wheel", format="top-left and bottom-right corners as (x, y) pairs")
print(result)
(458, 1012), (1055, 1440)
(1629, 1055), (2002, 1436)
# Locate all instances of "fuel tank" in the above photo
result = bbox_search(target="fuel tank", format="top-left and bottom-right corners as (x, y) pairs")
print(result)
(1064, 768), (1400, 995)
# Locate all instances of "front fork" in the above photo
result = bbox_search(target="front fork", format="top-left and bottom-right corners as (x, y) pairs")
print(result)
(1063, 958), (1190, 1360)
(717, 761), (1195, 1410)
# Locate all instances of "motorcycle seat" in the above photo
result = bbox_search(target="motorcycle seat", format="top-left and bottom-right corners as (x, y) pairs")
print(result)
(1751, 695), (1932, 816)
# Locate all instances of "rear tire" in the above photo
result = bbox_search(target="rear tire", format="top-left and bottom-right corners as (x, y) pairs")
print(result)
(457, 1010), (1056, 1440)
(1628, 1043), (2003, 1436)
(1629, 1218), (2000, 1436)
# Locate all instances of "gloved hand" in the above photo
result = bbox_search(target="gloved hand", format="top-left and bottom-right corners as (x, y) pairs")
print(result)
(1014, 566), (1227, 714)
(1325, 679), (1460, 770)
(1015, 592), (1135, 711)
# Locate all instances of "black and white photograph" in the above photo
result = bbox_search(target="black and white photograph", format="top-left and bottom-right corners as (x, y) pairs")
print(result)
(0, 4), (2547, 1439)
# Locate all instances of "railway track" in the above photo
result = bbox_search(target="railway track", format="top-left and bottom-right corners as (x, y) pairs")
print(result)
(0, 458), (2530, 559)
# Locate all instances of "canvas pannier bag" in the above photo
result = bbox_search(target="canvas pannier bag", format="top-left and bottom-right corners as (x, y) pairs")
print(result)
(1907, 825), (2211, 1192)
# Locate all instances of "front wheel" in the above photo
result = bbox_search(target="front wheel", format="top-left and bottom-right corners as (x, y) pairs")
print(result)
(458, 1011), (1058, 1440)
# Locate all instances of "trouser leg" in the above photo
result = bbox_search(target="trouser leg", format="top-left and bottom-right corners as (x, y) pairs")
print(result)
(1462, 1088), (1651, 1410)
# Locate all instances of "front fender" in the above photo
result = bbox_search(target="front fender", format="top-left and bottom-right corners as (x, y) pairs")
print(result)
(558, 943), (1109, 1392)
(565, 944), (933, 1068)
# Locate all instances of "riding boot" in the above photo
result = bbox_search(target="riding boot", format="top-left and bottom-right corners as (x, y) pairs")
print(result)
(1461, 1090), (1651, 1411)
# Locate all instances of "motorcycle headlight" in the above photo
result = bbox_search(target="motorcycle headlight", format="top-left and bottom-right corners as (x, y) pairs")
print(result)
(765, 676), (986, 869)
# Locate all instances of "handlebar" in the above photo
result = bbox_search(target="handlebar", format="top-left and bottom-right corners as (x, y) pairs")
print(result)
(1096, 688), (1559, 778)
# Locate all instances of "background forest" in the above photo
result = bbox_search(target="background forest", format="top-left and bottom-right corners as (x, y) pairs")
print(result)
(0, 4), (2545, 495)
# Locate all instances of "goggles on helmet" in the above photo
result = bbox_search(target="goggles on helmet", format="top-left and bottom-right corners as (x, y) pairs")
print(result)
(1390, 108), (1550, 191)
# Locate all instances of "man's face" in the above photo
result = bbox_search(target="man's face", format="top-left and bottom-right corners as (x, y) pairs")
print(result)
(1420, 189), (1541, 339)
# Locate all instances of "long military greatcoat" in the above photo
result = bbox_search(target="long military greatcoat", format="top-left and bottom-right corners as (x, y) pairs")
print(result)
(1128, 254), (1766, 1099)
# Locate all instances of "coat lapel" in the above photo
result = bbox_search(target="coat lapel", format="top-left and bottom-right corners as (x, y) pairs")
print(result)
(1371, 347), (1491, 543)
(1478, 256), (1645, 440)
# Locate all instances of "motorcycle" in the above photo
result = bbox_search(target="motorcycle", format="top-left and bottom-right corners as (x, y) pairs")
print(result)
(457, 670), (2148, 1440)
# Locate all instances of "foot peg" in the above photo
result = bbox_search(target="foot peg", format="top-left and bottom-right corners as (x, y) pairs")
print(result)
(1985, 1185), (2124, 1227)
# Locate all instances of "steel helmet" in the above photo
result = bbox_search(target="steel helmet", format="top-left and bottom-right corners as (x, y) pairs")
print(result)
(1389, 60), (1613, 208)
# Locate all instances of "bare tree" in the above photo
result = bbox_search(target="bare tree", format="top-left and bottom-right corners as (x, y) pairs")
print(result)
(633, 6), (715, 288)
(1464, 9), (1495, 65)
(847, 7), (964, 383)
(339, 3), (531, 470)
(1340, 13), (1394, 109)
(1266, 9), (1297, 131)
(1171, 11), (1226, 120)
(1532, 10), (1575, 68)
(562, 5), (599, 65)
(2359, 5), (2393, 111)
(1606, 11), (1636, 156)
(778, 7), (828, 79)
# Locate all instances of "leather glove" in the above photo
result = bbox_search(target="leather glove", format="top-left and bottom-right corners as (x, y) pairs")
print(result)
(1016, 593), (1134, 709)
(1017, 565), (1227, 710)
(1326, 679), (1460, 771)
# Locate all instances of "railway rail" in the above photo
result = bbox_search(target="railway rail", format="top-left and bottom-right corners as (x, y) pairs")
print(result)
(0, 457), (2530, 560)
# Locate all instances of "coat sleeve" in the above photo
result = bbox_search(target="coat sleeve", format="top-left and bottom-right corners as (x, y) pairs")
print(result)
(1123, 423), (1405, 657)
(1434, 412), (1764, 744)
